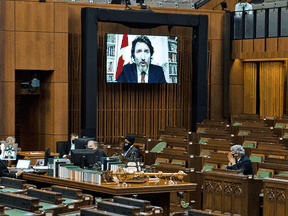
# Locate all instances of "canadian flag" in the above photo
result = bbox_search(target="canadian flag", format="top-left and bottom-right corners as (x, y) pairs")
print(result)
(116, 34), (129, 79)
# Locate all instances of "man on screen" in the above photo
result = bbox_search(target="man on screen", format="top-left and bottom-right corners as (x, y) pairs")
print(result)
(116, 36), (167, 83)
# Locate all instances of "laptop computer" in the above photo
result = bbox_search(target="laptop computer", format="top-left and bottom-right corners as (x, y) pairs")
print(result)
(8, 159), (33, 172)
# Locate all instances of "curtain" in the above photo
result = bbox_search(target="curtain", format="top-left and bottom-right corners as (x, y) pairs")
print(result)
(244, 62), (257, 114)
(259, 62), (284, 118)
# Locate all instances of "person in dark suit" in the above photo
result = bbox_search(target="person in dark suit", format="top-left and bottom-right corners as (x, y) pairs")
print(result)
(121, 134), (139, 162)
(0, 150), (23, 178)
(116, 36), (167, 83)
(87, 140), (107, 163)
(60, 133), (79, 158)
(226, 145), (253, 175)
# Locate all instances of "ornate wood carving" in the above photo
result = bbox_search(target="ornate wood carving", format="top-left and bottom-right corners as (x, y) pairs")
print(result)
(224, 182), (232, 196)
(266, 187), (275, 203)
(277, 189), (285, 204)
(214, 181), (222, 195)
(205, 180), (213, 194)
(234, 184), (242, 198)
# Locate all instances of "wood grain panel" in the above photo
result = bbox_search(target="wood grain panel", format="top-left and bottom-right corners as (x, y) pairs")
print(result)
(4, 1), (14, 31)
(266, 38), (277, 52)
(15, 32), (54, 70)
(55, 3), (68, 33)
(39, 82), (54, 135)
(53, 33), (68, 82)
(231, 40), (241, 59)
(20, 95), (40, 134)
(0, 82), (15, 136)
(54, 83), (68, 135)
(229, 84), (244, 115)
(211, 39), (223, 85)
(68, 33), (81, 135)
(229, 59), (244, 85)
(278, 37), (288, 58)
(20, 132), (39, 151)
(0, 31), (15, 82)
(210, 84), (223, 120)
(210, 13), (223, 40)
(242, 39), (253, 53)
(15, 1), (54, 32)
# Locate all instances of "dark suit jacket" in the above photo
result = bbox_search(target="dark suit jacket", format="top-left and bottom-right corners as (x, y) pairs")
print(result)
(0, 160), (16, 178)
(226, 155), (253, 175)
(116, 63), (167, 83)
(122, 145), (139, 161)
(95, 148), (107, 163)
(60, 141), (71, 158)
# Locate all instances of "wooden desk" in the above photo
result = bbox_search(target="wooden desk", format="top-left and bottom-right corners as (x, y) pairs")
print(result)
(22, 173), (196, 216)
(263, 177), (288, 216)
(202, 169), (262, 216)
(18, 151), (59, 166)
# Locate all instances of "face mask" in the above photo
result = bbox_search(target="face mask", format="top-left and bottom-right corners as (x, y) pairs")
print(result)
(123, 142), (131, 151)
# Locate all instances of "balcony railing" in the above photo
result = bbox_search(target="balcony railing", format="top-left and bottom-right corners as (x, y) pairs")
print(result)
(232, 6), (288, 39)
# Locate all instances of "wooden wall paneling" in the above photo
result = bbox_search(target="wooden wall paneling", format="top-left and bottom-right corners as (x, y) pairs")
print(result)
(39, 82), (54, 135)
(230, 59), (244, 85)
(55, 2), (68, 33)
(242, 39), (253, 59)
(53, 33), (68, 82)
(20, 132), (40, 151)
(265, 38), (277, 58)
(0, 31), (15, 82)
(231, 40), (242, 59)
(54, 83), (68, 135)
(211, 39), (223, 85)
(0, 82), (15, 137)
(210, 13), (223, 40)
(253, 38), (265, 59)
(15, 32), (55, 70)
(4, 1), (14, 31)
(68, 33), (81, 136)
(229, 84), (244, 115)
(210, 85), (223, 119)
(20, 95), (40, 134)
(15, 1), (54, 32)
(278, 37), (288, 58)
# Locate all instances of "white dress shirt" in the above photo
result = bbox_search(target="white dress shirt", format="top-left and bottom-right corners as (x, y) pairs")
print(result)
(137, 69), (149, 83)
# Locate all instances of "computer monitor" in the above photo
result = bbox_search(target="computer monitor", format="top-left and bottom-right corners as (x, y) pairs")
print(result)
(44, 147), (53, 166)
(74, 138), (95, 149)
(71, 149), (97, 168)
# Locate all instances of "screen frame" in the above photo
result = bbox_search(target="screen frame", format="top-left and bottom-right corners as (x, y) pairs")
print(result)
(105, 33), (179, 84)
(81, 8), (208, 136)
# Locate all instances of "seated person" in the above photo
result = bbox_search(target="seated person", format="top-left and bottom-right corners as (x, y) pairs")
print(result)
(60, 133), (79, 158)
(227, 145), (253, 175)
(87, 140), (107, 162)
(4, 151), (15, 160)
(121, 134), (139, 162)
(0, 150), (23, 178)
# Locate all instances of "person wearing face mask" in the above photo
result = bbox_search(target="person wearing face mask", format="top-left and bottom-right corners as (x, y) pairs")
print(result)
(226, 145), (253, 175)
(60, 133), (79, 158)
(0, 149), (23, 178)
(116, 35), (167, 84)
(121, 134), (139, 161)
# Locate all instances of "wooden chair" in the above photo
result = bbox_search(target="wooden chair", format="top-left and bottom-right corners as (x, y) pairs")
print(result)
(254, 168), (274, 180)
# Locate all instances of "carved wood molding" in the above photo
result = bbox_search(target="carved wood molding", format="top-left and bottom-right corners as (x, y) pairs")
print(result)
(234, 184), (242, 198)
(266, 187), (275, 203)
(224, 182), (232, 196)
(205, 180), (213, 194)
(277, 189), (285, 204)
(214, 181), (222, 195)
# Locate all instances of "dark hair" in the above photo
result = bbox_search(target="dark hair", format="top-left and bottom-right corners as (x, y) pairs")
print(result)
(71, 133), (78, 138)
(131, 36), (154, 61)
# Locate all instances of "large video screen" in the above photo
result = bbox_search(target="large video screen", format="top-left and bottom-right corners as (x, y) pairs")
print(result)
(106, 34), (178, 84)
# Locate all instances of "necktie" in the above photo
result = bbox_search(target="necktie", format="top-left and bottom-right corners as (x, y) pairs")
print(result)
(141, 72), (146, 83)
